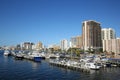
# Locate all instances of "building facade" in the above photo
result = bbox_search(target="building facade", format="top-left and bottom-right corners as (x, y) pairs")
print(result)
(48, 44), (60, 52)
(82, 20), (102, 51)
(70, 36), (82, 48)
(101, 28), (116, 40)
(103, 38), (120, 56)
(60, 39), (68, 51)
(21, 42), (34, 50)
(36, 42), (43, 50)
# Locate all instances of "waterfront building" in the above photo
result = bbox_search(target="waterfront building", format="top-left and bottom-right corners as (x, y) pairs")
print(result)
(21, 42), (34, 50)
(60, 39), (68, 51)
(48, 44), (60, 52)
(36, 42), (43, 50)
(103, 38), (120, 57)
(82, 20), (102, 51)
(16, 44), (21, 50)
(70, 36), (82, 48)
(9, 46), (16, 50)
(101, 28), (116, 40)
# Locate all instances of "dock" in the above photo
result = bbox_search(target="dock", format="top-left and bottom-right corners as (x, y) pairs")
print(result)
(49, 59), (90, 73)
(11, 51), (34, 61)
(107, 58), (120, 67)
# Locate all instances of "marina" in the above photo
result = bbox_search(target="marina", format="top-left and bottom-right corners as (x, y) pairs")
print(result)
(2, 50), (120, 71)
(1, 50), (120, 80)
(1, 0), (120, 80)
(4, 50), (120, 69)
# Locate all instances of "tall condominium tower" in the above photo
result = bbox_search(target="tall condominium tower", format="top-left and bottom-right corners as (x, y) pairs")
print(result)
(101, 28), (116, 40)
(82, 20), (102, 51)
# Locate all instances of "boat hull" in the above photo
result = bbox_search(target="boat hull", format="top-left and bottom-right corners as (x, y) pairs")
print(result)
(15, 56), (24, 60)
(34, 57), (42, 62)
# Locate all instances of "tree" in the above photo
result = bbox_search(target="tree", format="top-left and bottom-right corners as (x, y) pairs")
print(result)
(86, 48), (94, 54)
(98, 48), (103, 53)
(67, 48), (82, 57)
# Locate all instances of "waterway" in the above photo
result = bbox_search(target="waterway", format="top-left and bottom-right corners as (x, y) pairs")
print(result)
(0, 50), (120, 80)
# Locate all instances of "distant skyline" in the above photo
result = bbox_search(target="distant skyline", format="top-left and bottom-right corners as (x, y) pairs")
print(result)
(0, 0), (120, 46)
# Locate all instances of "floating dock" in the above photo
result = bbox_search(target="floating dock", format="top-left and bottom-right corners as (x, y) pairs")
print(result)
(107, 58), (120, 67)
(49, 59), (90, 73)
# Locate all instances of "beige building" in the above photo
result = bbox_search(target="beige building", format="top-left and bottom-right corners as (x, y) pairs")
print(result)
(48, 44), (60, 51)
(70, 36), (82, 48)
(101, 28), (116, 40)
(36, 42), (43, 50)
(82, 20), (102, 50)
(103, 38), (120, 56)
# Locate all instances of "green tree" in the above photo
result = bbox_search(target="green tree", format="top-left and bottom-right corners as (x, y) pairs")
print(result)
(67, 48), (83, 57)
(86, 48), (93, 54)
(98, 48), (103, 53)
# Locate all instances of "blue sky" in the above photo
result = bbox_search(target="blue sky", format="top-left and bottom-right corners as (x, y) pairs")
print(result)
(0, 0), (120, 46)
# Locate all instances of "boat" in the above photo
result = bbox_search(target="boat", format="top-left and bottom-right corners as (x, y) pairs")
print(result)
(14, 51), (24, 60)
(80, 55), (101, 70)
(34, 57), (42, 62)
(15, 54), (24, 60)
(4, 50), (11, 56)
(29, 51), (42, 62)
(84, 62), (101, 70)
(40, 52), (45, 59)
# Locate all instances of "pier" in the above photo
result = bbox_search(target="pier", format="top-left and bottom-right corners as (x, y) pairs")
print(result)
(11, 51), (36, 61)
(49, 59), (90, 73)
(107, 58), (120, 67)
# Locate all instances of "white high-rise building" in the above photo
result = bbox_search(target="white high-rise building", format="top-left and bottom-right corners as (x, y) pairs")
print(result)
(60, 39), (68, 51)
(101, 28), (116, 40)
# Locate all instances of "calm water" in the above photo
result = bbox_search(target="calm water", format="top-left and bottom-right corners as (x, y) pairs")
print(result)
(0, 50), (120, 80)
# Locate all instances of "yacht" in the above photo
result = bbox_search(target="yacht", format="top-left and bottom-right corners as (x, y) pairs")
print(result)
(84, 62), (101, 70)
(80, 55), (101, 70)
(4, 50), (11, 56)
(29, 51), (42, 62)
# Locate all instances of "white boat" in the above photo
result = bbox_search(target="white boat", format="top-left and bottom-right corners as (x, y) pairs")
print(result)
(84, 62), (101, 70)
(4, 50), (10, 56)
(80, 56), (101, 70)
(15, 51), (24, 59)
(29, 51), (42, 62)
(55, 53), (60, 58)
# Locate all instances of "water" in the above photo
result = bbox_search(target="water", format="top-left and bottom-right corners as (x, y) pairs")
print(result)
(0, 50), (120, 80)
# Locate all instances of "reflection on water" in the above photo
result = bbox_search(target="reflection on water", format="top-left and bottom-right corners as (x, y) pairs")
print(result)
(89, 70), (97, 74)
(30, 61), (41, 70)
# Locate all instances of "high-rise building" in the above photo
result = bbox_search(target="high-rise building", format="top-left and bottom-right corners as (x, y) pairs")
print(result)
(60, 39), (68, 51)
(70, 36), (82, 48)
(82, 20), (102, 51)
(101, 28), (116, 40)
(103, 38), (120, 57)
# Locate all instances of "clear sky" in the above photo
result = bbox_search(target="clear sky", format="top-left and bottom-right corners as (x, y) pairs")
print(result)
(0, 0), (120, 46)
